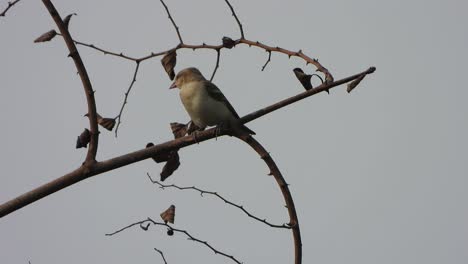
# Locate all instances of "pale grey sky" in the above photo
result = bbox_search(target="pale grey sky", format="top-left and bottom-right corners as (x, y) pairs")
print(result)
(1, 0), (467, 264)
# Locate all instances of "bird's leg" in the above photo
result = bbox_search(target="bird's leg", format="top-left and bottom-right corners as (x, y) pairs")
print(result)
(187, 122), (205, 144)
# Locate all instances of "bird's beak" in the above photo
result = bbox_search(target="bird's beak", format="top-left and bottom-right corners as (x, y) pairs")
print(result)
(169, 81), (177, 89)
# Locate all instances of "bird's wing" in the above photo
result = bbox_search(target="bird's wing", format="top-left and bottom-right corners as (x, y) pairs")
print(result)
(204, 81), (240, 119)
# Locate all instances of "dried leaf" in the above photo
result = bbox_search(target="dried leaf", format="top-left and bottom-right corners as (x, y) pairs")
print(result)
(63, 13), (77, 29)
(160, 151), (180, 181)
(293, 68), (312, 90)
(347, 74), (366, 93)
(146, 143), (171, 163)
(161, 50), (177, 80)
(222, 36), (235, 49)
(170, 122), (188, 138)
(76, 128), (91, 148)
(34, 30), (57, 43)
(98, 117), (116, 131)
(160, 205), (175, 224)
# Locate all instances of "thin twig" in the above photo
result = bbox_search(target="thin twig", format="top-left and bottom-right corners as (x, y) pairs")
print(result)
(261, 51), (272, 71)
(209, 49), (221, 81)
(159, 0), (183, 44)
(107, 218), (242, 264)
(0, 0), (20, 17)
(114, 61), (140, 137)
(223, 0), (244, 38)
(147, 173), (291, 229)
(154, 248), (168, 264)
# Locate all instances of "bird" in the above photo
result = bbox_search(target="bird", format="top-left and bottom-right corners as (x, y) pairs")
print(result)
(170, 67), (255, 136)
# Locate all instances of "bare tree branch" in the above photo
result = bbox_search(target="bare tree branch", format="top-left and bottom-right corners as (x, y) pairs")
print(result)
(147, 173), (291, 229)
(114, 61), (140, 137)
(107, 218), (242, 264)
(223, 0), (245, 38)
(154, 248), (168, 264)
(0, 0), (20, 17)
(0, 67), (375, 219)
(41, 0), (99, 164)
(159, 0), (183, 44)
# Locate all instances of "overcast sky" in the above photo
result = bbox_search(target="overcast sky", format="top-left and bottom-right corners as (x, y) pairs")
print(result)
(1, 0), (467, 264)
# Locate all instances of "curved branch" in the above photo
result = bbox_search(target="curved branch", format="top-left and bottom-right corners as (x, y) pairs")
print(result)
(238, 135), (302, 264)
(41, 0), (99, 164)
(0, 67), (375, 218)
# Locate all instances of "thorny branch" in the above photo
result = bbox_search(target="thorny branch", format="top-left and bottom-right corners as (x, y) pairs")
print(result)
(114, 61), (140, 136)
(0, 0), (20, 17)
(223, 0), (244, 38)
(159, 0), (183, 44)
(107, 218), (242, 264)
(147, 173), (291, 229)
(238, 135), (302, 264)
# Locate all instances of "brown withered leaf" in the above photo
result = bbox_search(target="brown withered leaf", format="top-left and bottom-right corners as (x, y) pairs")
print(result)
(146, 143), (171, 163)
(222, 36), (235, 49)
(76, 128), (91, 148)
(161, 50), (177, 80)
(63, 13), (77, 29)
(160, 205), (175, 224)
(170, 122), (188, 138)
(347, 74), (366, 93)
(293, 68), (312, 90)
(34, 30), (57, 43)
(98, 117), (116, 131)
(160, 151), (180, 181)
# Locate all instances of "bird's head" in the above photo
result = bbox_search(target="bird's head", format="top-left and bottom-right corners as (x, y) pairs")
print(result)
(170, 67), (206, 89)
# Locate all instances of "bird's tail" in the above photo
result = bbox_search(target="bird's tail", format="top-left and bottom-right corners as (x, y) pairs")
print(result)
(240, 124), (256, 135)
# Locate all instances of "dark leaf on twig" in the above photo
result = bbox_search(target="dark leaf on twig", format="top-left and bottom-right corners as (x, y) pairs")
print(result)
(293, 68), (312, 90)
(34, 30), (57, 43)
(63, 13), (77, 29)
(160, 205), (175, 224)
(146, 143), (172, 163)
(347, 74), (366, 93)
(170, 122), (188, 138)
(76, 128), (91, 148)
(161, 50), (177, 80)
(222, 36), (235, 49)
(160, 151), (180, 181)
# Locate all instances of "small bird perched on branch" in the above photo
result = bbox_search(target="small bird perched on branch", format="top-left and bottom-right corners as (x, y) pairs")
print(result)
(170, 67), (255, 136)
